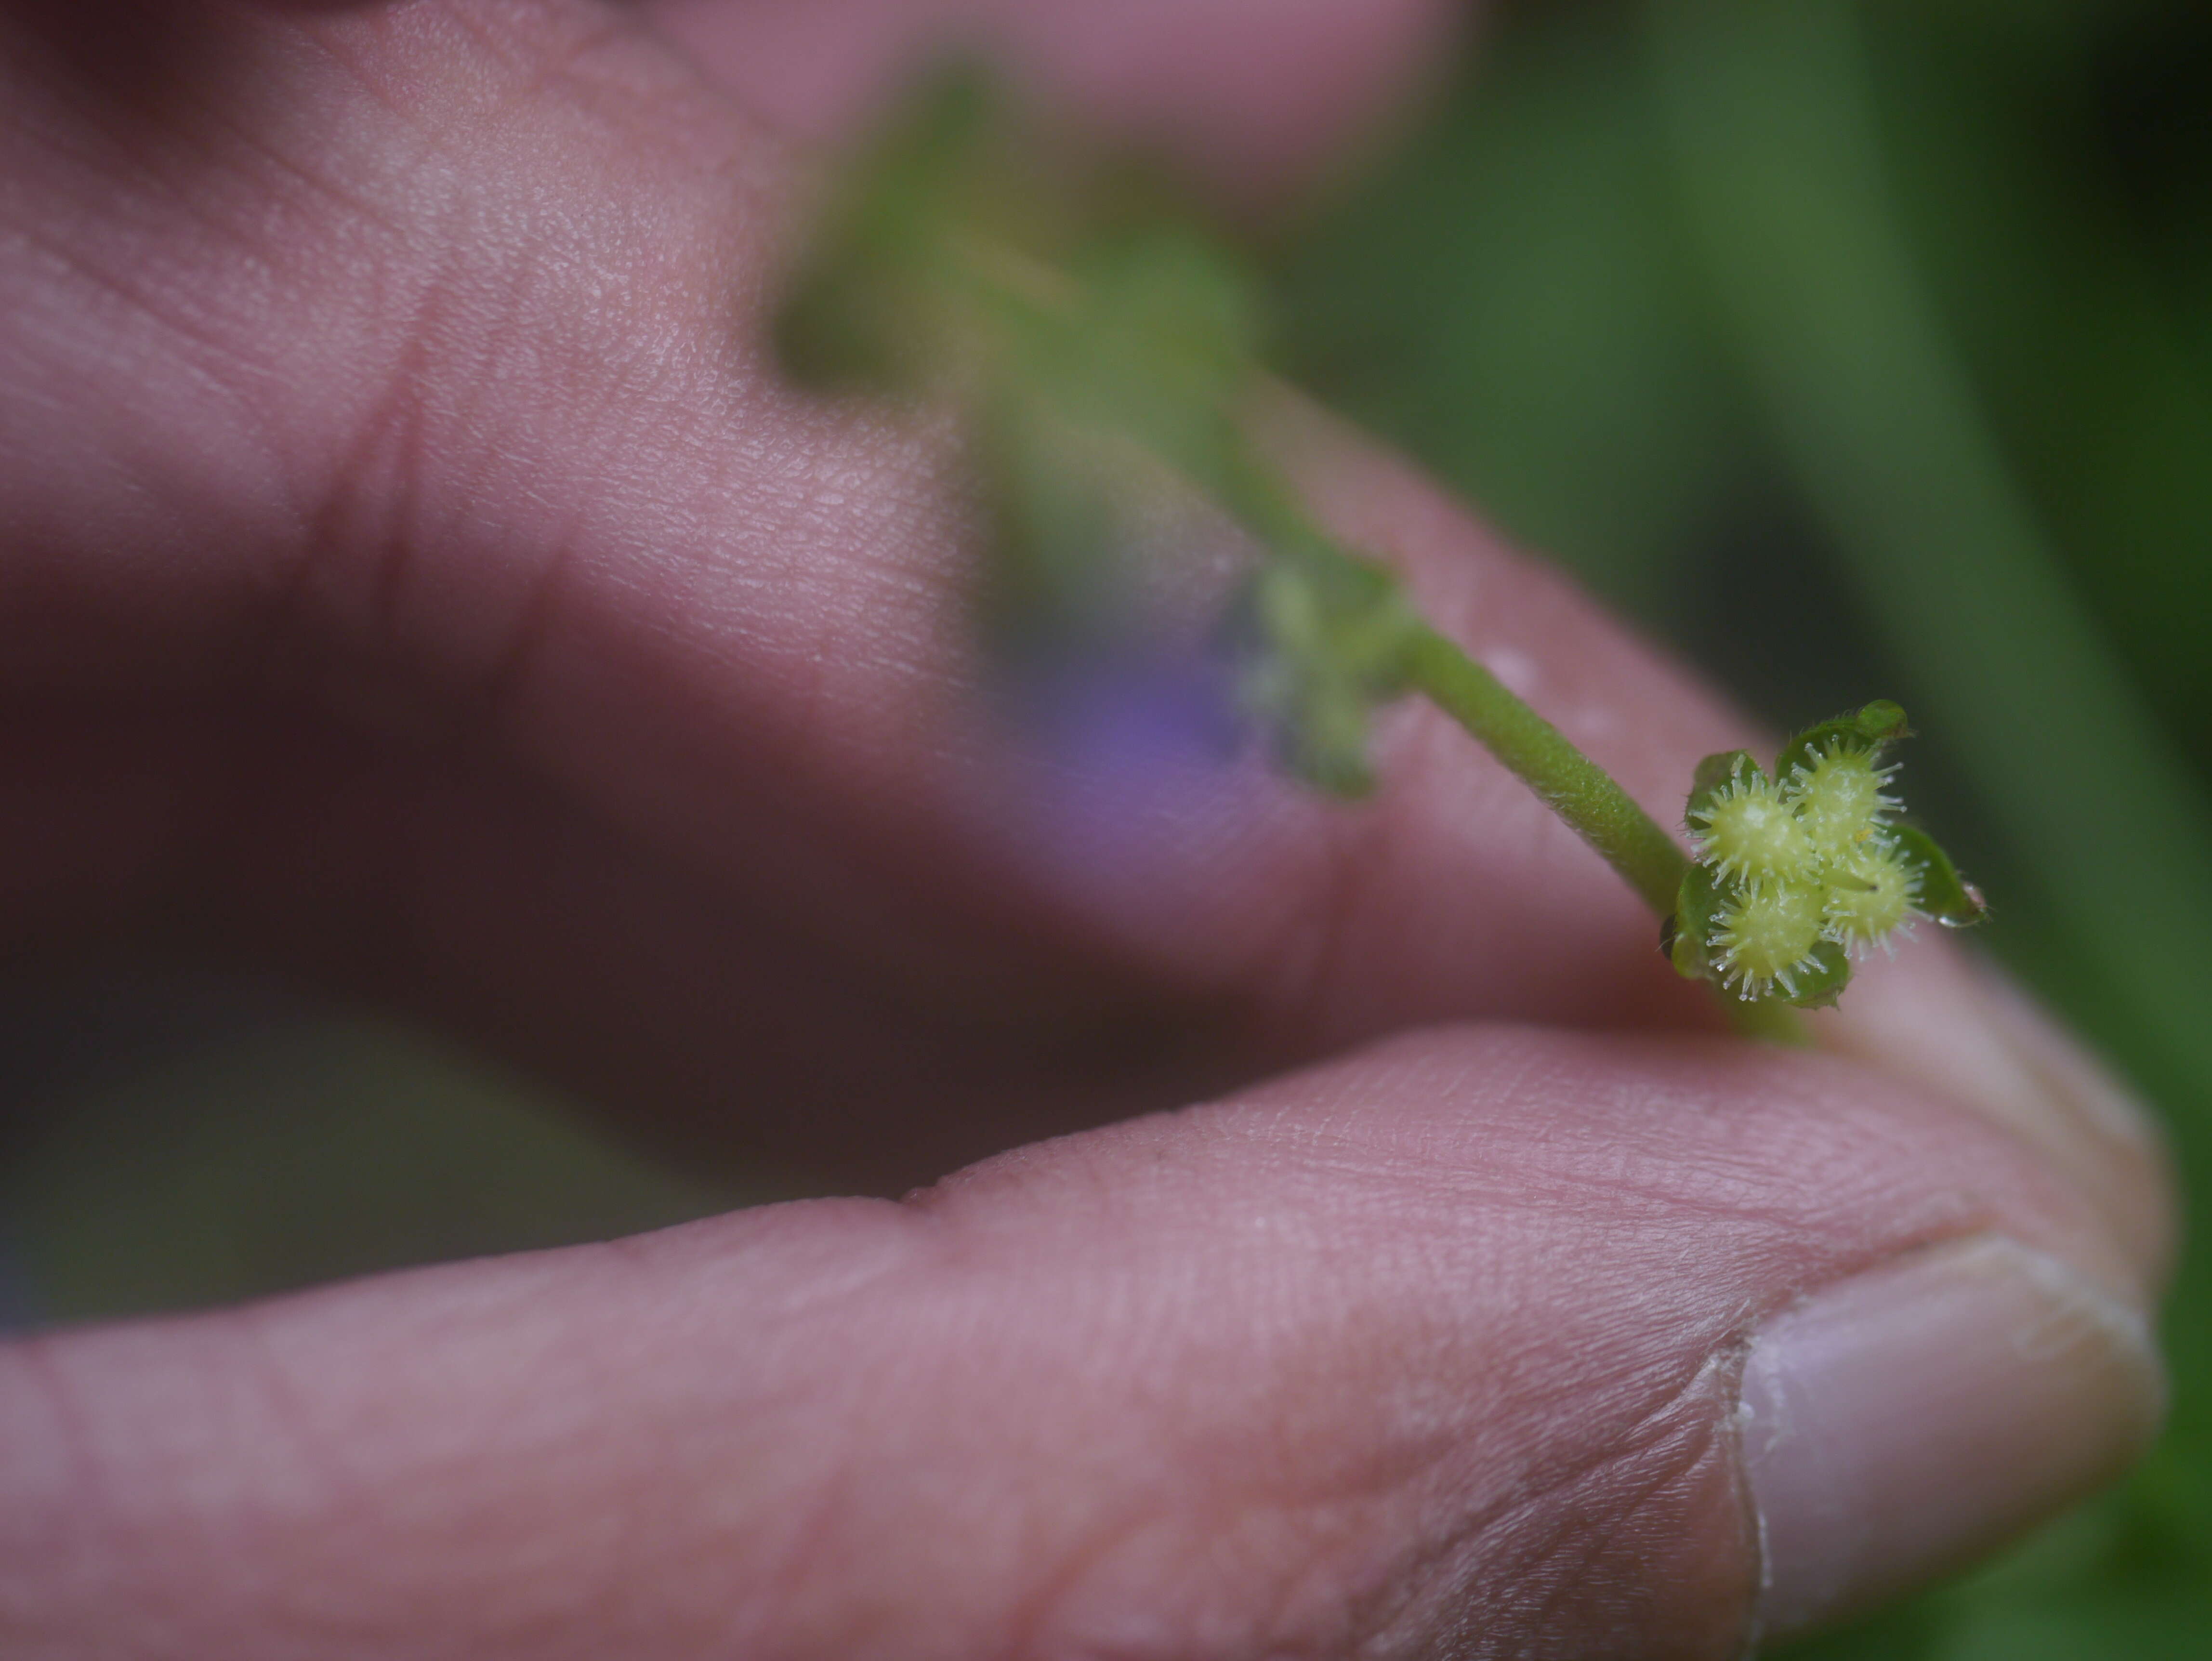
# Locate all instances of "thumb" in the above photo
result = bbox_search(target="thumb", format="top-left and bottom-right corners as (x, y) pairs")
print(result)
(0, 1026), (2162, 1658)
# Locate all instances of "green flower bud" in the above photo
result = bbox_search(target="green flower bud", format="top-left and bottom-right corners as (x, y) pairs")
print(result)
(1792, 743), (1902, 864)
(1672, 703), (1979, 1012)
(1689, 768), (1819, 886)
(1822, 837), (1922, 952)
(1710, 880), (1827, 1002)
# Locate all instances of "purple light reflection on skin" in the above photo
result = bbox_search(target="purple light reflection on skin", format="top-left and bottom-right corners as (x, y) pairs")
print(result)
(985, 643), (1301, 944)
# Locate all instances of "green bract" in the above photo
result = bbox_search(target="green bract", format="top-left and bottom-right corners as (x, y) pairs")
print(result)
(1672, 703), (1985, 1006)
(1228, 553), (1419, 796)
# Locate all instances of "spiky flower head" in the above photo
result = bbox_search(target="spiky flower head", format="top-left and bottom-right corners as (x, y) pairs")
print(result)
(1822, 841), (1922, 954)
(1792, 742), (1902, 864)
(1668, 703), (1984, 1011)
(1688, 765), (1818, 887)
(1710, 880), (1828, 1001)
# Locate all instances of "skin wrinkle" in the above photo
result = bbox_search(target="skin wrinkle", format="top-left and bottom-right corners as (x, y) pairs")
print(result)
(203, 75), (414, 253)
(999, 1503), (1190, 1661)
(13, 0), (765, 716)
(982, 1355), (1427, 1660)
(234, 1270), (638, 1650)
(509, 10), (652, 118)
(737, 1419), (872, 1656)
(0, 1338), (118, 1624)
(358, 292), (440, 686)
(805, 1197), (1388, 1658)
(9, 172), (379, 690)
(208, 1311), (381, 1646)
(0, 211), (246, 393)
(896, 1060), (1786, 1660)
(501, 1273), (651, 1648)
(1038, 1498), (1377, 1661)
(476, 512), (587, 737)
(1482, 1423), (1727, 1657)
(384, 300), (585, 716)
(280, 180), (594, 726)
(1322, 1344), (1743, 1660)
(0, 1022), (2146, 1657)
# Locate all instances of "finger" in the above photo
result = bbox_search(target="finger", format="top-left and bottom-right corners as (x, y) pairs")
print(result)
(633, 0), (1465, 205)
(0, 698), (1223, 1186)
(0, 0), (2171, 1259)
(0, 1027), (2165, 1658)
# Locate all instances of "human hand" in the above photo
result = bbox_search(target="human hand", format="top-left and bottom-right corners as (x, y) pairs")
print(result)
(0, 2), (2173, 1655)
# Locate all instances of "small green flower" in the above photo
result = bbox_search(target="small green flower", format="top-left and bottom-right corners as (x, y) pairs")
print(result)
(1822, 840), (1922, 952)
(1688, 762), (1818, 886)
(1670, 703), (1983, 1009)
(1792, 743), (1902, 864)
(1711, 879), (1828, 1000)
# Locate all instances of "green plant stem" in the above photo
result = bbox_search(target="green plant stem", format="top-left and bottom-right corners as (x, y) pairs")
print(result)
(942, 240), (1810, 1042)
(1218, 435), (1809, 1041)
(1220, 427), (1696, 914)
(1400, 625), (1686, 915)
(1721, 992), (1814, 1045)
(1397, 624), (1808, 1044)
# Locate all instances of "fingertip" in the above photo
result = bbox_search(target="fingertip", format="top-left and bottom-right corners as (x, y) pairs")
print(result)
(1741, 1236), (2165, 1642)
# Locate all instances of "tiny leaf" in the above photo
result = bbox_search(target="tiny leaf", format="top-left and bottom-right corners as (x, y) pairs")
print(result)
(1775, 700), (1911, 781)
(1685, 749), (1763, 827)
(1779, 939), (1853, 1008)
(1044, 228), (1259, 484)
(771, 64), (1006, 393)
(1889, 823), (1988, 926)
(1668, 861), (1728, 981)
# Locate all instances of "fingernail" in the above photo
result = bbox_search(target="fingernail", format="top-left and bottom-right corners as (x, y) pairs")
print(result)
(1740, 1236), (2165, 1643)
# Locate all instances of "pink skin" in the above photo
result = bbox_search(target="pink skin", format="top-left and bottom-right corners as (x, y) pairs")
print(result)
(0, 2), (2175, 1657)
(636, 0), (1464, 203)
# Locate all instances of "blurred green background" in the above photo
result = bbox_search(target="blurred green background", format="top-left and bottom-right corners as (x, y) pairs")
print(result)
(4, 0), (2209, 1654)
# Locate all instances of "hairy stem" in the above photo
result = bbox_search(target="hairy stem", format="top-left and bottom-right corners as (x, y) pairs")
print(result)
(1400, 624), (1687, 916)
(1397, 625), (1807, 1043)
(1217, 444), (1808, 1042)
